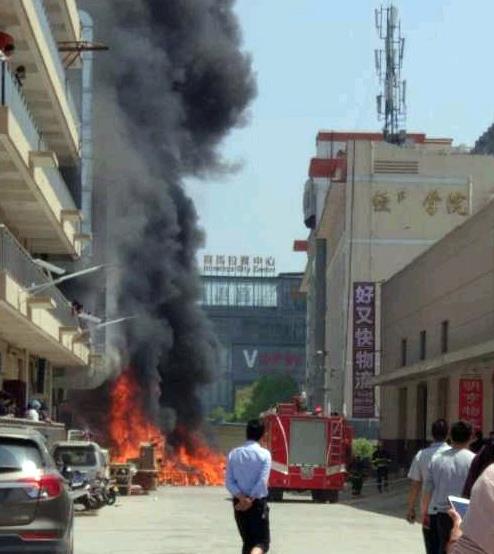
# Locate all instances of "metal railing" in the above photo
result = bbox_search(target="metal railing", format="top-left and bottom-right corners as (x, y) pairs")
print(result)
(0, 62), (46, 151)
(1, 62), (77, 213)
(32, 0), (80, 128)
(0, 225), (77, 328)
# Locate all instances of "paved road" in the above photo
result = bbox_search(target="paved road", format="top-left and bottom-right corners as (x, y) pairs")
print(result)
(75, 486), (422, 554)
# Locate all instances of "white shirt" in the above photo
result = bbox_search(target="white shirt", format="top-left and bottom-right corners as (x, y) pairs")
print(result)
(225, 441), (271, 499)
(25, 409), (39, 421)
(424, 447), (475, 514)
(408, 441), (450, 515)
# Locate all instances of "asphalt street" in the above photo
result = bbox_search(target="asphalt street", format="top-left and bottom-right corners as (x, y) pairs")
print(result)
(75, 485), (422, 554)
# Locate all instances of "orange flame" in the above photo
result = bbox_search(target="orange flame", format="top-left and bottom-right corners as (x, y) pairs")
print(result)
(109, 370), (225, 486)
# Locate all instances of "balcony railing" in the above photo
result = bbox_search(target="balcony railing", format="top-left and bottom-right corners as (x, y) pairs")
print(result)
(0, 62), (46, 151)
(1, 62), (77, 217)
(32, 0), (80, 128)
(0, 225), (77, 328)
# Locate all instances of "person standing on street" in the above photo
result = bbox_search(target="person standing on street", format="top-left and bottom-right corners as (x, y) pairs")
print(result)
(407, 419), (450, 554)
(226, 419), (272, 554)
(424, 421), (475, 554)
(372, 441), (392, 493)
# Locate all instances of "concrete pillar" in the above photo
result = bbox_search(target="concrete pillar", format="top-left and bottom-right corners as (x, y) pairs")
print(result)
(23, 350), (29, 410)
(406, 384), (417, 440)
(427, 378), (439, 440)
(449, 374), (461, 423)
(47, 363), (53, 418)
(482, 371), (493, 433)
(380, 386), (399, 439)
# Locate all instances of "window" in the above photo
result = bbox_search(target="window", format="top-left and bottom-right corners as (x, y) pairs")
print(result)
(420, 330), (426, 361)
(441, 320), (449, 354)
(400, 338), (407, 367)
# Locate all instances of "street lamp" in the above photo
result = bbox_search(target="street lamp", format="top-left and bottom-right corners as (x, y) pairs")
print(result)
(27, 264), (106, 295)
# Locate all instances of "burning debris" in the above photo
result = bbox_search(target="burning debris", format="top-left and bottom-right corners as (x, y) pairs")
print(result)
(77, 0), (255, 463)
(109, 370), (225, 487)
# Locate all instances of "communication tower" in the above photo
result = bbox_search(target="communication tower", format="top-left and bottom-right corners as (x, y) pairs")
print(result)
(375, 5), (407, 144)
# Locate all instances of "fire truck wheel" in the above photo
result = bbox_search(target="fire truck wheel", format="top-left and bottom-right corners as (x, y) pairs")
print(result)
(268, 488), (283, 502)
(327, 490), (339, 504)
(311, 490), (339, 503)
(311, 490), (325, 503)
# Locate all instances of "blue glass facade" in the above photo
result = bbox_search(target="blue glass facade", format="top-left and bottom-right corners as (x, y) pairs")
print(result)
(200, 273), (306, 414)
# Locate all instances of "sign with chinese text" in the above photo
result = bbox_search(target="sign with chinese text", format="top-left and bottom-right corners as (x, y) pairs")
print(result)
(459, 378), (483, 431)
(352, 282), (376, 418)
(202, 255), (276, 276)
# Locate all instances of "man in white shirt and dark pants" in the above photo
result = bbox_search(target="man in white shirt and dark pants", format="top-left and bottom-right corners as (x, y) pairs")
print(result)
(407, 419), (450, 554)
(424, 421), (475, 554)
(226, 419), (272, 554)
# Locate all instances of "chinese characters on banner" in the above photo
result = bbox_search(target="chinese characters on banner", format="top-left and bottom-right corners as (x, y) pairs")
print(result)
(202, 255), (276, 276)
(353, 282), (376, 418)
(459, 378), (483, 431)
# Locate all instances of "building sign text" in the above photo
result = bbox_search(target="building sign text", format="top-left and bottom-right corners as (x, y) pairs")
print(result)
(352, 282), (376, 418)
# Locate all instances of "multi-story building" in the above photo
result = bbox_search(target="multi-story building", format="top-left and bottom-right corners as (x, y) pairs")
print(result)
(200, 268), (306, 415)
(377, 198), (494, 464)
(301, 130), (494, 430)
(0, 0), (100, 416)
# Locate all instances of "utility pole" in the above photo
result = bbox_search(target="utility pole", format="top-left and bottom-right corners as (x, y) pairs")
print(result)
(375, 5), (407, 144)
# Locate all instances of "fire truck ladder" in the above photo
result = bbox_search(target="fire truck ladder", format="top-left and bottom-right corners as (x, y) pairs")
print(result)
(328, 419), (343, 466)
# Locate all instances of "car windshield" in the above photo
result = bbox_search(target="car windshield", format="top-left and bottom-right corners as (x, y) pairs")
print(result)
(0, 438), (43, 470)
(54, 447), (97, 467)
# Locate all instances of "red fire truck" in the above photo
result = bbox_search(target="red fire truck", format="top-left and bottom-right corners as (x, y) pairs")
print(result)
(261, 399), (352, 503)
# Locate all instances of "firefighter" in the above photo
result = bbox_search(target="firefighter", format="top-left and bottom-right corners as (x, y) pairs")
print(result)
(348, 455), (367, 496)
(372, 441), (392, 493)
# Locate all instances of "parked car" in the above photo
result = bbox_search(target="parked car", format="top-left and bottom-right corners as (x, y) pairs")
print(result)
(52, 441), (109, 483)
(0, 426), (73, 553)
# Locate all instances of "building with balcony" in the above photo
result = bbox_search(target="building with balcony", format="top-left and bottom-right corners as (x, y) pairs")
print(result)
(200, 270), (306, 416)
(300, 130), (494, 431)
(376, 199), (494, 465)
(0, 0), (99, 416)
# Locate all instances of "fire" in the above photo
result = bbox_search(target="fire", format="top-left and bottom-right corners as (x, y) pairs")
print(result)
(109, 370), (225, 486)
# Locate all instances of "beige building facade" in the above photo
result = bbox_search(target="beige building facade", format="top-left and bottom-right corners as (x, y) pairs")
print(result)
(377, 199), (494, 463)
(0, 1), (101, 416)
(302, 131), (494, 427)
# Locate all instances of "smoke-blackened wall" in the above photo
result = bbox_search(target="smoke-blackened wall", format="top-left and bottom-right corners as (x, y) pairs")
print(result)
(81, 0), (256, 436)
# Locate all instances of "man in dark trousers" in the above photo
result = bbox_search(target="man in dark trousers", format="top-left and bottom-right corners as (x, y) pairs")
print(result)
(372, 441), (392, 493)
(226, 419), (272, 554)
(424, 421), (474, 554)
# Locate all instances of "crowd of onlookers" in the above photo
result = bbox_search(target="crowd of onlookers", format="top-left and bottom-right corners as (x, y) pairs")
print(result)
(0, 391), (51, 422)
(407, 419), (494, 554)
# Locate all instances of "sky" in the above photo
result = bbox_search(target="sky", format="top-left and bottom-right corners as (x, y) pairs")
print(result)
(186, 0), (494, 274)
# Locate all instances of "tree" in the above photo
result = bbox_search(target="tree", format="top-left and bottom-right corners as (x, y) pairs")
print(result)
(240, 374), (299, 421)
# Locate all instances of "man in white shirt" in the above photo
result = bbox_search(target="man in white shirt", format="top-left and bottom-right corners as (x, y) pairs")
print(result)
(226, 419), (272, 554)
(424, 421), (475, 554)
(407, 419), (450, 554)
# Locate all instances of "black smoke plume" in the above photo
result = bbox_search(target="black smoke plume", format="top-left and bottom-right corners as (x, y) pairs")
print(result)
(79, 0), (256, 439)
(473, 123), (494, 154)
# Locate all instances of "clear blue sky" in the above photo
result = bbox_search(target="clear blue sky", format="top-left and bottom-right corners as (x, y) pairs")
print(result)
(187, 0), (494, 274)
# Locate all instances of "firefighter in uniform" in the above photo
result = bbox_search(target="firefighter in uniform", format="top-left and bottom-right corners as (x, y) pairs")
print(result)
(372, 442), (392, 493)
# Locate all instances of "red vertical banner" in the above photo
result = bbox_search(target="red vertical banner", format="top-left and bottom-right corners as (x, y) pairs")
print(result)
(459, 378), (483, 431)
(352, 282), (376, 418)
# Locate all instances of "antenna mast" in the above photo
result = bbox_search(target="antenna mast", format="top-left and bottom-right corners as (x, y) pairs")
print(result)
(375, 4), (407, 144)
